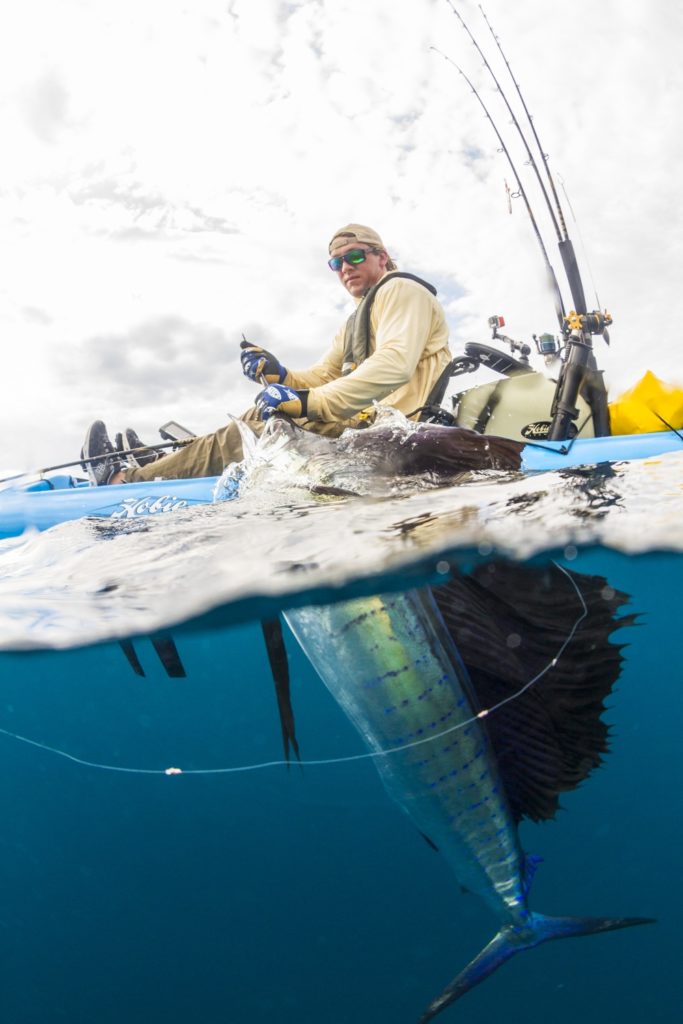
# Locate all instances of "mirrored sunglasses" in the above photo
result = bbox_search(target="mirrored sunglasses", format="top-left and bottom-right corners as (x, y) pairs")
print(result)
(328, 247), (379, 272)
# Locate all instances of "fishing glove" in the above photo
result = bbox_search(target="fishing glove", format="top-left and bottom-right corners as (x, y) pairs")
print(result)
(255, 383), (308, 421)
(240, 340), (287, 384)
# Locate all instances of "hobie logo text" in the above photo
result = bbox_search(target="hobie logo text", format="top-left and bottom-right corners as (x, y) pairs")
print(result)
(111, 495), (189, 519)
(521, 421), (551, 440)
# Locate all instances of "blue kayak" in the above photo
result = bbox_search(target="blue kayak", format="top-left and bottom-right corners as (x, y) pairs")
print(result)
(0, 474), (218, 538)
(0, 428), (681, 540)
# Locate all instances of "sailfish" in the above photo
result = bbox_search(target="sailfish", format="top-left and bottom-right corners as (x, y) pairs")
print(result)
(275, 561), (653, 1020)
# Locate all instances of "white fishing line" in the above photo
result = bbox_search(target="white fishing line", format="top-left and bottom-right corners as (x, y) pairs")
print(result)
(0, 565), (588, 777)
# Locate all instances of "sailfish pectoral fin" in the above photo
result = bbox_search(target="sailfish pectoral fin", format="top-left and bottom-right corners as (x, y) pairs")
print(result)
(119, 639), (145, 677)
(150, 634), (186, 677)
(261, 617), (301, 765)
(418, 912), (655, 1023)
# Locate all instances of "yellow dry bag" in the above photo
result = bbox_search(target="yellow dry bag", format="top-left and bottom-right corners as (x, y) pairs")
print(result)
(608, 371), (683, 435)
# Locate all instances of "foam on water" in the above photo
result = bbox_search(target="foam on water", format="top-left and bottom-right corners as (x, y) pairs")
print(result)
(0, 413), (682, 650)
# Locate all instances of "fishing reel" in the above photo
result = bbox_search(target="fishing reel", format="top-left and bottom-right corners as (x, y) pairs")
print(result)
(534, 332), (560, 357)
(532, 331), (564, 368)
(564, 310), (612, 343)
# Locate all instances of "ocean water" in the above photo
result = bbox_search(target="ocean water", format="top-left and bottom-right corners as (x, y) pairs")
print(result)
(0, 420), (681, 1023)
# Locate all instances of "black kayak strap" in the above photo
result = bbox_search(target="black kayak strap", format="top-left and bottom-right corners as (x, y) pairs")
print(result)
(341, 272), (437, 375)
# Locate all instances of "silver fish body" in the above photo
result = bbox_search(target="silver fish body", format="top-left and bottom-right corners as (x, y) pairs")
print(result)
(285, 589), (528, 923)
(284, 587), (652, 1020)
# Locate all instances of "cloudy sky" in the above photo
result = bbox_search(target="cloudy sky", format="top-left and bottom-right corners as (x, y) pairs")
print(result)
(1, 0), (681, 472)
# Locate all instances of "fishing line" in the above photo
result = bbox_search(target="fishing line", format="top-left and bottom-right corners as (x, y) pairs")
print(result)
(653, 411), (683, 441)
(0, 566), (588, 777)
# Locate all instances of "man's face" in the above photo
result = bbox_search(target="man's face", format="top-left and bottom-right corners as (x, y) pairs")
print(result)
(332, 244), (388, 298)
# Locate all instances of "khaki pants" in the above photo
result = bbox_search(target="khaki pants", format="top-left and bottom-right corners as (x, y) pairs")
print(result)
(124, 407), (356, 482)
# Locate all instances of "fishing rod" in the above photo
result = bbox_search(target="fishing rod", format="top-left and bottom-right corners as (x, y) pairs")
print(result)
(557, 171), (603, 313)
(476, 3), (568, 241)
(445, 0), (563, 246)
(477, 3), (589, 316)
(0, 439), (191, 487)
(437, 3), (612, 440)
(446, 0), (590, 318)
(431, 47), (567, 331)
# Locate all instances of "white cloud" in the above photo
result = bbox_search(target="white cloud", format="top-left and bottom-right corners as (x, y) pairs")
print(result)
(0, 0), (681, 471)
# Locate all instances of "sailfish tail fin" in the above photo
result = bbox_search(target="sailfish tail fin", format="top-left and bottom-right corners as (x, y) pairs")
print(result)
(418, 911), (654, 1023)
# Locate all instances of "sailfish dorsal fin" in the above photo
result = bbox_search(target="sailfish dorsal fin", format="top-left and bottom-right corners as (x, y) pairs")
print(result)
(431, 562), (634, 823)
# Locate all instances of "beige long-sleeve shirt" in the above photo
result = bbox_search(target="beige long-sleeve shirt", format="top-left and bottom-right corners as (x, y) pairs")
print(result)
(285, 274), (452, 423)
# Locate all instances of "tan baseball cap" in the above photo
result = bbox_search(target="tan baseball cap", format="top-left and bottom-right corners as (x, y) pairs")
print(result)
(328, 223), (397, 270)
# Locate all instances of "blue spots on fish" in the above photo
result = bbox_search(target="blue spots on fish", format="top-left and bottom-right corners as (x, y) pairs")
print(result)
(471, 829), (501, 851)
(378, 673), (448, 706)
(380, 690), (425, 711)
(390, 708), (457, 744)
(439, 738), (460, 755)
(522, 853), (544, 898)
(458, 748), (485, 774)
(428, 765), (462, 789)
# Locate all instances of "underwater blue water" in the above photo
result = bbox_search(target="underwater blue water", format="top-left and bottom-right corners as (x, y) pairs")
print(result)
(0, 426), (681, 1023)
(0, 549), (679, 1023)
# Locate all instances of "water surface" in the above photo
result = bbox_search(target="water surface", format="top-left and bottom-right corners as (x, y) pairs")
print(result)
(0, 421), (680, 1023)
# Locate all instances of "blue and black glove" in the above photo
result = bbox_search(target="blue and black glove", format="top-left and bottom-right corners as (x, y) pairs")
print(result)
(240, 340), (287, 384)
(255, 383), (309, 421)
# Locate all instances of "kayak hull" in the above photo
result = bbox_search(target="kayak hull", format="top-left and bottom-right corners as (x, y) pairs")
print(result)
(0, 429), (680, 539)
(0, 476), (219, 538)
(518, 429), (683, 471)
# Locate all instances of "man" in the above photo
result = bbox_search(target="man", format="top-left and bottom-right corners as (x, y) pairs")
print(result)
(82, 224), (452, 484)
